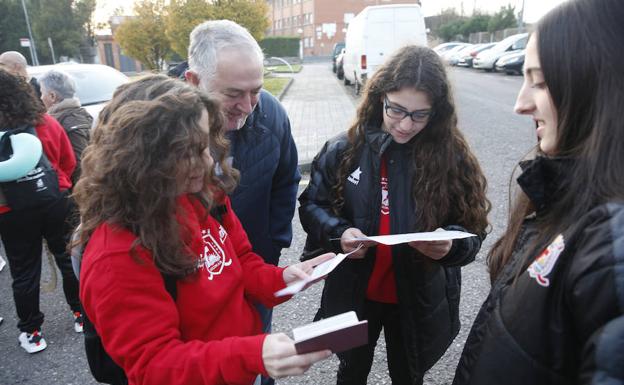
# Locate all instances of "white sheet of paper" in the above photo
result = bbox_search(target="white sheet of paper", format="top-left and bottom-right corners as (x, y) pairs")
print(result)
(350, 230), (476, 245)
(275, 245), (363, 297)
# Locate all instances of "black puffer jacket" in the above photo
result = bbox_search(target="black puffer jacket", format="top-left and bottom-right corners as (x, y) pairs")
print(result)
(453, 157), (624, 385)
(299, 127), (484, 380)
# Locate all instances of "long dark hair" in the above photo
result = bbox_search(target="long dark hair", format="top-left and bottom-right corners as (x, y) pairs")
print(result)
(333, 45), (490, 234)
(0, 69), (45, 128)
(487, 0), (624, 282)
(74, 78), (238, 277)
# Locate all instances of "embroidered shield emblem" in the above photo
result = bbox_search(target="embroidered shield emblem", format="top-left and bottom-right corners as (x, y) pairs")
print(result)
(527, 234), (565, 287)
(200, 229), (232, 280)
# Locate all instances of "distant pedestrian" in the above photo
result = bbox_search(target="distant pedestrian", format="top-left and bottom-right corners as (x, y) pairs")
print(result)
(76, 75), (333, 385)
(299, 45), (491, 385)
(39, 69), (92, 185)
(0, 69), (81, 353)
(453, 0), (624, 384)
(186, 20), (301, 385)
(0, 51), (41, 98)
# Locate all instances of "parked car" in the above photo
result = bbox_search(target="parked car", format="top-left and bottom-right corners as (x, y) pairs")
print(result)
(28, 63), (129, 121)
(336, 48), (346, 80)
(495, 50), (525, 75)
(332, 42), (345, 73)
(343, 4), (427, 95)
(432, 42), (465, 56)
(473, 33), (528, 71)
(456, 43), (496, 67)
(444, 44), (474, 66)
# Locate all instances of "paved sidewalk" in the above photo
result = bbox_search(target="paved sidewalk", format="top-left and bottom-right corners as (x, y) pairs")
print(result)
(279, 61), (358, 165)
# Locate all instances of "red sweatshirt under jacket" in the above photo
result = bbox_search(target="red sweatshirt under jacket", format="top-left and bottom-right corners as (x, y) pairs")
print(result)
(80, 195), (289, 385)
(0, 114), (76, 213)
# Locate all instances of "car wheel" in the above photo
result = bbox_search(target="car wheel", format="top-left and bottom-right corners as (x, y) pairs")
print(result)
(344, 76), (351, 86)
(332, 63), (336, 73)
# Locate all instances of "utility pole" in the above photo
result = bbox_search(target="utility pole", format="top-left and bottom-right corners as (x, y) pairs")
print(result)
(518, 0), (526, 30)
(20, 0), (39, 66)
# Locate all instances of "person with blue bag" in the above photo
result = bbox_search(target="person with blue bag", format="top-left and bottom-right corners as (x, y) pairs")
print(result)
(0, 69), (81, 353)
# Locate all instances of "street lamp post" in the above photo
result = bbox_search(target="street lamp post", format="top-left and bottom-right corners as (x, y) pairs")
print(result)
(20, 0), (39, 66)
(297, 28), (303, 60)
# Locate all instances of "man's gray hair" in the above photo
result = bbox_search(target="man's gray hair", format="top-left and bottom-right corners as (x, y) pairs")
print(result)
(39, 70), (76, 100)
(188, 20), (264, 86)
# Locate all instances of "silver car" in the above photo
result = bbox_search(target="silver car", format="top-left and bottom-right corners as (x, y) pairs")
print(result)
(28, 63), (129, 121)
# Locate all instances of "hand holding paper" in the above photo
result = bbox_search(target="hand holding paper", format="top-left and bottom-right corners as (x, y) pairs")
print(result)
(340, 227), (374, 259)
(275, 245), (364, 297)
(283, 252), (335, 286)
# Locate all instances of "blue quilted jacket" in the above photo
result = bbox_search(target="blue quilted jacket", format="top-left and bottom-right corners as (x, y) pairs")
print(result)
(227, 90), (301, 265)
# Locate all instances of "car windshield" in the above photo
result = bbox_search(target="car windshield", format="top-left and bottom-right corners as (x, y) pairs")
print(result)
(65, 68), (128, 106)
(492, 35), (526, 52)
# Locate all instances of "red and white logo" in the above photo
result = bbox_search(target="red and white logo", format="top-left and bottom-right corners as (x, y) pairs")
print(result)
(199, 228), (231, 280)
(527, 234), (565, 287)
(380, 176), (389, 215)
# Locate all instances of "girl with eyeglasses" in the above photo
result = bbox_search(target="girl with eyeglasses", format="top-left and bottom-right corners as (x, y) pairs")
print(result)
(299, 45), (491, 384)
(453, 0), (624, 384)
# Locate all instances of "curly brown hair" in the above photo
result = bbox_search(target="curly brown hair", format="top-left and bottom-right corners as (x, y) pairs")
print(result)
(0, 68), (44, 128)
(74, 78), (238, 277)
(333, 45), (490, 235)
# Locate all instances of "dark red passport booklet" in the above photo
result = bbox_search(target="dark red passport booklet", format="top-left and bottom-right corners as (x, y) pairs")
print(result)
(293, 311), (368, 354)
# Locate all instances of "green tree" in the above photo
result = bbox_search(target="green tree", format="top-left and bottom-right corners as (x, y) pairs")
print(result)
(0, 0), (31, 62)
(487, 5), (517, 33)
(0, 0), (95, 64)
(438, 19), (465, 42)
(165, 0), (269, 58)
(459, 12), (491, 37)
(211, 0), (269, 41)
(115, 0), (172, 71)
(166, 0), (214, 59)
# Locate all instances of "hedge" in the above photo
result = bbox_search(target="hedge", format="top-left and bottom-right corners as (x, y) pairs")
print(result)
(259, 36), (300, 58)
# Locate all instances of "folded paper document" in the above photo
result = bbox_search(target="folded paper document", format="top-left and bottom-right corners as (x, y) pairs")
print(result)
(349, 230), (476, 245)
(274, 245), (363, 297)
(293, 311), (368, 354)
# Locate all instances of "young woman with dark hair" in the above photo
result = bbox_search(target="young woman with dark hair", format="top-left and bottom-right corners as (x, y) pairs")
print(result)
(75, 77), (332, 385)
(0, 69), (80, 353)
(298, 45), (491, 384)
(453, 0), (624, 384)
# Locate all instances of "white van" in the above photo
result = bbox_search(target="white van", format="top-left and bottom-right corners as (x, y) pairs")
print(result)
(343, 4), (427, 94)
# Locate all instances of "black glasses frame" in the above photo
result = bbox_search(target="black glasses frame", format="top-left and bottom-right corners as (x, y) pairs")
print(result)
(383, 96), (433, 123)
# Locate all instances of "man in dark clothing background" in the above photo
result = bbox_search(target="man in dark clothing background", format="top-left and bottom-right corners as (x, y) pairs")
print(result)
(0, 51), (41, 98)
(185, 19), (300, 385)
(38, 69), (92, 186)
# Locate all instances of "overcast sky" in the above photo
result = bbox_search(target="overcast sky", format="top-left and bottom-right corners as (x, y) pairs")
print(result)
(95, 0), (569, 27)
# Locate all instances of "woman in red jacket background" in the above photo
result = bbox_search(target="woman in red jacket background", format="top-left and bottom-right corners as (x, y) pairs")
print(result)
(75, 76), (332, 385)
(0, 68), (80, 354)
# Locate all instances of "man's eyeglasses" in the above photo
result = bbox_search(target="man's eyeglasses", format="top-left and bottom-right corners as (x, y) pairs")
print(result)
(383, 96), (432, 123)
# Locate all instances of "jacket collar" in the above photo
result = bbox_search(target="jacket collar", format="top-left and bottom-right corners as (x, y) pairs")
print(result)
(517, 156), (576, 213)
(237, 90), (268, 139)
(48, 97), (81, 115)
(363, 124), (405, 156)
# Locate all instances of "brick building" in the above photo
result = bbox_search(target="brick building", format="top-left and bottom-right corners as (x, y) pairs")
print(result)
(95, 16), (145, 74)
(266, 0), (420, 57)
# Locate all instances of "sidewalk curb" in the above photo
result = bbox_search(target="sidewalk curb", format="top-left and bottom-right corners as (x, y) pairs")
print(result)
(277, 78), (294, 101)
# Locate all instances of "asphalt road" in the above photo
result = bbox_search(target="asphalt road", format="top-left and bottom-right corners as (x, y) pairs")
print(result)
(0, 66), (536, 385)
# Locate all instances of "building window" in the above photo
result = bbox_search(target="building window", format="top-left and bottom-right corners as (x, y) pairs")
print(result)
(104, 43), (114, 67)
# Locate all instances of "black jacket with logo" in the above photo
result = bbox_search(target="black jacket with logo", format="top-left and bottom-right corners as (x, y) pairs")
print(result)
(453, 157), (624, 385)
(298, 127), (484, 380)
